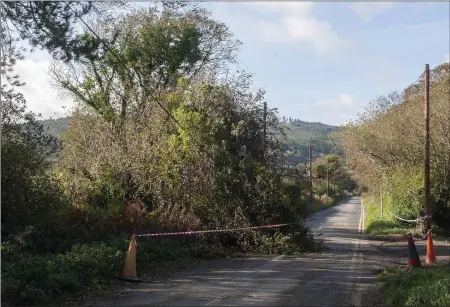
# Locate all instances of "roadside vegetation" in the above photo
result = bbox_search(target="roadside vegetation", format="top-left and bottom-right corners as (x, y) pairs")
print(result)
(363, 197), (414, 235)
(339, 63), (450, 236)
(379, 262), (450, 307)
(339, 43), (449, 306)
(1, 3), (356, 306)
(40, 116), (342, 166)
(307, 195), (345, 215)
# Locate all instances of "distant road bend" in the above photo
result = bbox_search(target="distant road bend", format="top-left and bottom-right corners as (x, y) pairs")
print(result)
(88, 196), (385, 307)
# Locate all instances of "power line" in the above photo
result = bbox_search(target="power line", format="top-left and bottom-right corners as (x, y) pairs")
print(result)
(64, 2), (216, 163)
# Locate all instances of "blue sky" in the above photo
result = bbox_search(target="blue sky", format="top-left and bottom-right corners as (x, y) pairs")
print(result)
(14, 2), (450, 126)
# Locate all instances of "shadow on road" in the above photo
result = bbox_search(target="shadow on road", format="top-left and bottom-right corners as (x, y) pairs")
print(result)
(86, 252), (386, 306)
(84, 197), (449, 307)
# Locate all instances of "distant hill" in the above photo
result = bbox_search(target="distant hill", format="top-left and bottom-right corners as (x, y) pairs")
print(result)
(277, 119), (342, 166)
(40, 117), (71, 138)
(39, 116), (342, 166)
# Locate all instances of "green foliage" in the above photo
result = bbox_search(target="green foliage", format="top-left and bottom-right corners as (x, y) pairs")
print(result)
(1, 242), (125, 306)
(254, 226), (326, 255)
(363, 199), (411, 235)
(381, 264), (450, 307)
(311, 154), (357, 196)
(1, 1), (125, 63)
(1, 3), (354, 306)
(90, 167), (126, 208)
(386, 167), (424, 219)
(278, 121), (341, 166)
(50, 6), (241, 130)
(1, 90), (66, 238)
(340, 64), (450, 233)
(307, 195), (344, 215)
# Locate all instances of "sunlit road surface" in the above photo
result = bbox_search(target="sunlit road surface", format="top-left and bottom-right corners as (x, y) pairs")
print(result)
(87, 196), (385, 307)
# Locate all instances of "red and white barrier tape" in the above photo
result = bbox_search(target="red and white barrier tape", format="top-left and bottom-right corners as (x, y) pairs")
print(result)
(134, 223), (293, 238)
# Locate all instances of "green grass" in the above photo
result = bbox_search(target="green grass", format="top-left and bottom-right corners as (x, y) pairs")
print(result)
(380, 263), (450, 306)
(364, 198), (411, 235)
(306, 196), (343, 215)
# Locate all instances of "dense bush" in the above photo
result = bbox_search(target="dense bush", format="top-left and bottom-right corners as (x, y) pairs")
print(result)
(385, 167), (424, 220)
(1, 242), (125, 306)
(49, 4), (317, 247)
(1, 107), (65, 238)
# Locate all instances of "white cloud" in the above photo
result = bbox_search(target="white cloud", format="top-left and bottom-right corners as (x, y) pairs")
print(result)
(312, 94), (362, 125)
(246, 2), (314, 15)
(283, 17), (344, 52)
(349, 2), (394, 22)
(244, 2), (346, 53)
(14, 58), (74, 119)
(315, 94), (355, 108)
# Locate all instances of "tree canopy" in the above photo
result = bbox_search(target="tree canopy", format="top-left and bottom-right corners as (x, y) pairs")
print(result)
(339, 63), (450, 229)
(1, 3), (357, 305)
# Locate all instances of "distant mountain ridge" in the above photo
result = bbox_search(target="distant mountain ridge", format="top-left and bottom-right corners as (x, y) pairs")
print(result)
(39, 116), (341, 165)
(278, 119), (341, 165)
(40, 117), (71, 138)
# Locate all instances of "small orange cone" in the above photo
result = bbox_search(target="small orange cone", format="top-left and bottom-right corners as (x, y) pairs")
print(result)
(120, 235), (142, 282)
(408, 237), (421, 270)
(426, 231), (437, 264)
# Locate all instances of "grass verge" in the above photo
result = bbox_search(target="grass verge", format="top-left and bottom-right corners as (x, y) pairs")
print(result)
(379, 262), (450, 307)
(306, 195), (345, 216)
(363, 198), (413, 235)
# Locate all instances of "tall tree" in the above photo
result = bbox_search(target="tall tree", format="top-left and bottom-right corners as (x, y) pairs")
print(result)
(49, 4), (299, 234)
(50, 5), (241, 130)
(0, 0), (123, 237)
(1, 1), (125, 62)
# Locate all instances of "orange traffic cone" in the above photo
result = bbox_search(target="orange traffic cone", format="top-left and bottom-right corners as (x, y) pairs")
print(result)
(120, 235), (142, 282)
(426, 231), (437, 264)
(408, 236), (421, 270)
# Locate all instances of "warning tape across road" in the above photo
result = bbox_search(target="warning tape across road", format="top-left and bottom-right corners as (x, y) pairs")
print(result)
(134, 223), (293, 238)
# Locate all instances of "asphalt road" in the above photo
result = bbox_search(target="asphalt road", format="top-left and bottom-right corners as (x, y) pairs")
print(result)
(87, 196), (386, 306)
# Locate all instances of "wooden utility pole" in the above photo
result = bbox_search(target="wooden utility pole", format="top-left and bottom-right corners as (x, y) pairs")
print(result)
(309, 145), (313, 204)
(424, 64), (431, 232)
(326, 164), (329, 196)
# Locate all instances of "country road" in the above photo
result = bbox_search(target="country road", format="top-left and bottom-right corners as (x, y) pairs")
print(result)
(86, 197), (390, 306)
